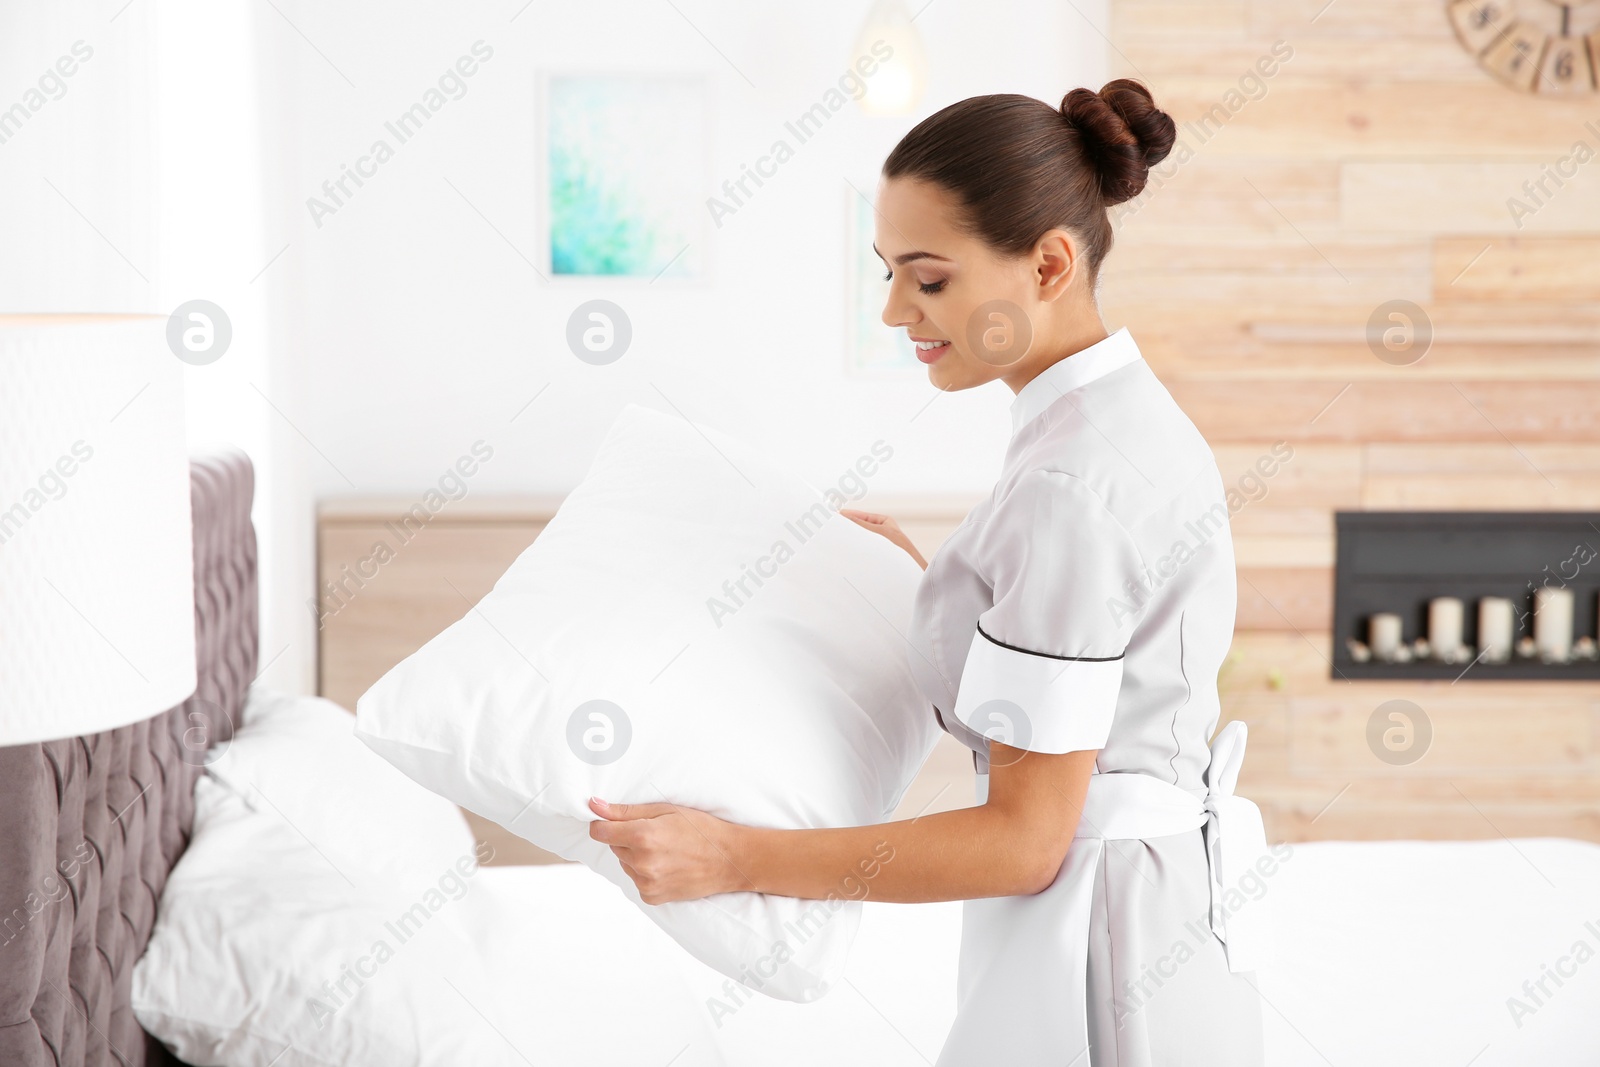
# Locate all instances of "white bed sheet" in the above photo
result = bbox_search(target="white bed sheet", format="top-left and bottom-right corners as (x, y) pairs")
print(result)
(466, 837), (1600, 1066)
(1258, 837), (1600, 1067)
(457, 861), (729, 1066)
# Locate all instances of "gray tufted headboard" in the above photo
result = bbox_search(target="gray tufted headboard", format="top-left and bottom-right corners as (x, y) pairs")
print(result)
(0, 450), (259, 1067)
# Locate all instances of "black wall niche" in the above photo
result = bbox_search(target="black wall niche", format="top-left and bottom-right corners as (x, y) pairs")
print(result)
(1331, 511), (1600, 681)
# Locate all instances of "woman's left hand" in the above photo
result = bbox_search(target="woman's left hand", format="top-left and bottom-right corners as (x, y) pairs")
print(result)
(587, 797), (754, 904)
(839, 509), (928, 569)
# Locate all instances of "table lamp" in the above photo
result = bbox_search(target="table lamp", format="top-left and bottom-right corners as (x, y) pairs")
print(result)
(0, 314), (196, 745)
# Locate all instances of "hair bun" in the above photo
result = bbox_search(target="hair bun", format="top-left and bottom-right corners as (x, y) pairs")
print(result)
(1060, 79), (1176, 206)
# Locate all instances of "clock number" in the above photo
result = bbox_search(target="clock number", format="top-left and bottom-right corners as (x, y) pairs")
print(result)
(1553, 44), (1575, 82)
(1449, 0), (1600, 95)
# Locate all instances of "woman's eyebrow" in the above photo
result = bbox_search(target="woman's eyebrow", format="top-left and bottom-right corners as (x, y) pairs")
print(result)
(872, 243), (953, 267)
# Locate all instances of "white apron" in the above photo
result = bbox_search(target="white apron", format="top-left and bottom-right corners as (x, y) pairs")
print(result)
(935, 721), (1272, 1067)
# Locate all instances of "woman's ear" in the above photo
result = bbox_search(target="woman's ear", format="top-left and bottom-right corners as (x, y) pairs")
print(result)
(1034, 228), (1082, 302)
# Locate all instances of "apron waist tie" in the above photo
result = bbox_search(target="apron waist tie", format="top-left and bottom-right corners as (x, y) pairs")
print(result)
(946, 722), (1272, 1066)
(1071, 720), (1273, 974)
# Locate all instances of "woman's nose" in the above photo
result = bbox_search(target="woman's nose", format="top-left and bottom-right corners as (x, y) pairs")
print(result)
(882, 290), (915, 331)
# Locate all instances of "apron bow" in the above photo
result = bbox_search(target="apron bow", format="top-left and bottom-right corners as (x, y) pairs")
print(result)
(1201, 720), (1274, 973)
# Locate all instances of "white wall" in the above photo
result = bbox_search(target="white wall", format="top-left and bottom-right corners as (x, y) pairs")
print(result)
(249, 0), (1108, 693)
(2, 2), (1113, 697)
(150, 0), (293, 695)
(0, 0), (301, 695)
(0, 2), (154, 311)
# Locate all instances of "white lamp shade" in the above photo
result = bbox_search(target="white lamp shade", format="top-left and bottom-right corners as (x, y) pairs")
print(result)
(0, 315), (196, 745)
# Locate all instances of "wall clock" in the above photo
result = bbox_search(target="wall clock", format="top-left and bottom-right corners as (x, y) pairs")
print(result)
(1448, 0), (1600, 93)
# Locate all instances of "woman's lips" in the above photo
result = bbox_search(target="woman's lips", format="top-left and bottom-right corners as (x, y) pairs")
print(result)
(914, 340), (951, 363)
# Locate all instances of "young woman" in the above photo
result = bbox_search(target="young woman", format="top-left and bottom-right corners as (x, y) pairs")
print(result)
(589, 80), (1269, 1066)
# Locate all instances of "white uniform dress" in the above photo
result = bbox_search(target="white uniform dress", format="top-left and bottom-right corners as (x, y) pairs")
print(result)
(907, 327), (1270, 1067)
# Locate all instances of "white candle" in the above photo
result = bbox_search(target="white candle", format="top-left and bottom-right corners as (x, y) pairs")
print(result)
(1534, 587), (1574, 663)
(1369, 613), (1403, 661)
(1428, 597), (1464, 661)
(1478, 597), (1513, 663)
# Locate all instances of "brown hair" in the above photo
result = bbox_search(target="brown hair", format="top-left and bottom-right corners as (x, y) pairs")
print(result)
(881, 79), (1176, 286)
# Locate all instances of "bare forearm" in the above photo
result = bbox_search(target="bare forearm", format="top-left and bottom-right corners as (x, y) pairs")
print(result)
(733, 801), (1068, 904)
(591, 747), (1092, 907)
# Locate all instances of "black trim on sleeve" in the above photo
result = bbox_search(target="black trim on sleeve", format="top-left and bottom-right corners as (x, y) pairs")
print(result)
(975, 620), (1126, 662)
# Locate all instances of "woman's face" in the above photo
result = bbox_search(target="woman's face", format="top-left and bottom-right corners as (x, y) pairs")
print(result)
(874, 176), (1088, 394)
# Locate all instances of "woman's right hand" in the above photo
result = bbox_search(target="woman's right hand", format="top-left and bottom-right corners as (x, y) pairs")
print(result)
(840, 509), (928, 570)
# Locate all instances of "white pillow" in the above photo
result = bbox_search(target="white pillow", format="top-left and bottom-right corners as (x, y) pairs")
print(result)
(206, 686), (476, 917)
(133, 701), (523, 1066)
(354, 402), (937, 1002)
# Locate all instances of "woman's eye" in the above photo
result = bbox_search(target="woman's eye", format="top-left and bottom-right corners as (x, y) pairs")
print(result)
(882, 269), (946, 295)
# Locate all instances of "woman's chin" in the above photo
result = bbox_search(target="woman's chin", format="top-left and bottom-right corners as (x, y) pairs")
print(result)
(926, 358), (975, 393)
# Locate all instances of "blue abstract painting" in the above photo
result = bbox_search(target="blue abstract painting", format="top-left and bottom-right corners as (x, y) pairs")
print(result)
(546, 74), (706, 279)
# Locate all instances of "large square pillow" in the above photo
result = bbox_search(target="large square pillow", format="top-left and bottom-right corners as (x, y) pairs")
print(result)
(354, 402), (938, 1001)
(133, 689), (525, 1066)
(133, 777), (523, 1066)
(205, 686), (477, 916)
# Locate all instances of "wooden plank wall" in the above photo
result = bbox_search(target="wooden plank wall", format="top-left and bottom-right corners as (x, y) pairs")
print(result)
(1102, 0), (1600, 842)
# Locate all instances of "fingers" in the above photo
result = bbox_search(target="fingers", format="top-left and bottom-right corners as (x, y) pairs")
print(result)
(589, 813), (658, 848)
(588, 796), (676, 821)
(607, 845), (665, 905)
(840, 508), (887, 525)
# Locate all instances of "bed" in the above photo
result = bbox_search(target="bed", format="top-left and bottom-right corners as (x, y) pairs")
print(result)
(0, 451), (256, 1067)
(120, 814), (1595, 1066)
(496, 838), (1600, 1066)
(5, 450), (1600, 1066)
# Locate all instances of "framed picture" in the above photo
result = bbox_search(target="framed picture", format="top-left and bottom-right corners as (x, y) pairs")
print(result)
(538, 72), (710, 281)
(844, 184), (919, 375)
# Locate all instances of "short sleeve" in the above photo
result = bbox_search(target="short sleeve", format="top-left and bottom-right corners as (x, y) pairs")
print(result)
(950, 469), (1145, 755)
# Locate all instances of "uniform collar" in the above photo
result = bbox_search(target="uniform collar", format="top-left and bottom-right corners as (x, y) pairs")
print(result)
(1009, 326), (1143, 436)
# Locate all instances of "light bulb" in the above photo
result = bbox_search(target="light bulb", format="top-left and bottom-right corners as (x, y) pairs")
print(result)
(852, 0), (928, 117)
